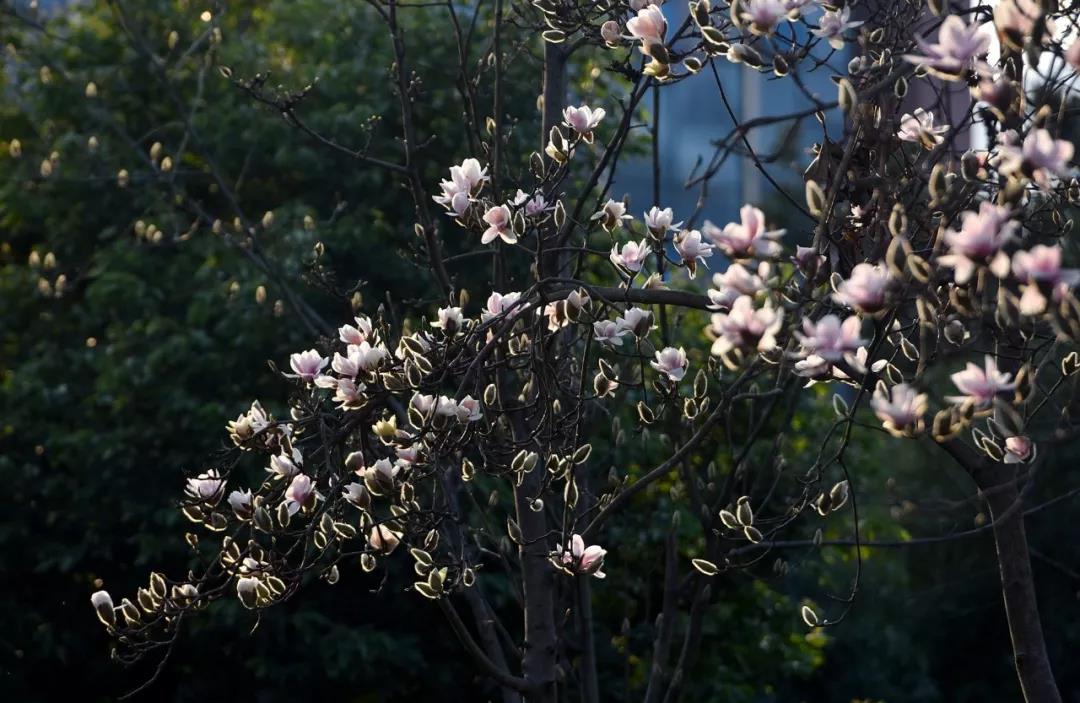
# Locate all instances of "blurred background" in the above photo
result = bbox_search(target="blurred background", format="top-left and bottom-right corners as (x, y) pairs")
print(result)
(2, 1), (1079, 701)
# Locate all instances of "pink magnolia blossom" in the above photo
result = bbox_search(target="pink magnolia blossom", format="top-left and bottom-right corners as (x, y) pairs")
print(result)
(267, 450), (302, 479)
(185, 469), (225, 504)
(896, 109), (949, 149)
(703, 205), (784, 259)
(332, 378), (365, 409)
(998, 129), (1074, 188)
(342, 482), (368, 507)
(946, 355), (1016, 408)
(228, 489), (253, 519)
(674, 229), (714, 273)
(994, 0), (1053, 49)
(288, 349), (328, 382)
(594, 319), (629, 347)
(338, 316), (374, 345)
(644, 206), (681, 234)
(1067, 40), (1080, 70)
(903, 15), (992, 79)
(593, 199), (633, 231)
(833, 263), (891, 314)
(708, 295), (782, 357)
(938, 202), (1016, 284)
(433, 158), (488, 217)
(553, 534), (607, 579)
(708, 262), (768, 310)
(481, 204), (516, 244)
(432, 306), (465, 334)
(742, 0), (788, 36)
(1011, 245), (1080, 314)
(813, 6), (863, 49)
(563, 105), (605, 136)
(615, 306), (655, 337)
(284, 473), (317, 515)
(483, 291), (523, 321)
(795, 315), (866, 362)
(456, 395), (483, 422)
(368, 524), (403, 554)
(626, 5), (667, 56)
(525, 194), (552, 216)
(871, 384), (928, 437)
(1004, 436), (1034, 464)
(610, 239), (650, 273)
(793, 246), (825, 274)
(651, 346), (689, 381)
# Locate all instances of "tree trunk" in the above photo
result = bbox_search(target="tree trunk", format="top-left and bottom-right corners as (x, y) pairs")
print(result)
(976, 465), (1061, 703)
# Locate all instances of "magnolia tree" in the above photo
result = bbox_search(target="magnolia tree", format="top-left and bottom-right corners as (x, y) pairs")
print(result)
(81, 0), (1080, 700)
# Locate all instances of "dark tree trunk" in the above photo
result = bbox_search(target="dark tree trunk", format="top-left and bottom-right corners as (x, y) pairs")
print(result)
(976, 465), (1061, 703)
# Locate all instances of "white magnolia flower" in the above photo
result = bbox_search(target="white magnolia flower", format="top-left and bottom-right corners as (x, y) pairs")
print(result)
(651, 346), (688, 381)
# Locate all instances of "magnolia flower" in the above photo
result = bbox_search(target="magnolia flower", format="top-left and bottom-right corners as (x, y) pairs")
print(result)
(896, 109), (949, 149)
(227, 400), (271, 446)
(1067, 40), (1080, 70)
(553, 534), (607, 578)
(994, 0), (1053, 50)
(708, 295), (782, 357)
(411, 392), (438, 418)
(626, 5), (667, 56)
(267, 450), (301, 479)
(228, 489), (254, 519)
(997, 129), (1074, 188)
(946, 355), (1016, 408)
(1004, 436), (1034, 464)
(813, 6), (863, 49)
(332, 378), (365, 409)
(708, 262), (767, 310)
(451, 158), (487, 191)
(284, 473), (318, 515)
(651, 346), (688, 381)
(456, 395), (483, 422)
(185, 469), (225, 504)
(483, 291), (523, 321)
(525, 194), (552, 216)
(871, 384), (928, 437)
(833, 263), (891, 314)
(592, 199), (633, 231)
(793, 245), (825, 274)
(615, 306), (654, 337)
(481, 204), (516, 245)
(938, 202), (1015, 284)
(563, 105), (605, 137)
(433, 158), (488, 216)
(793, 354), (833, 379)
(674, 229), (714, 273)
(610, 239), (650, 273)
(903, 15), (992, 79)
(742, 0), (788, 36)
(342, 482), (370, 508)
(350, 341), (388, 371)
(1012, 245), (1080, 314)
(287, 349), (328, 382)
(91, 590), (116, 627)
(594, 319), (629, 347)
(339, 316), (374, 345)
(795, 315), (866, 361)
(364, 458), (400, 496)
(368, 524), (403, 554)
(432, 306), (465, 335)
(703, 205), (784, 259)
(644, 206), (681, 235)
